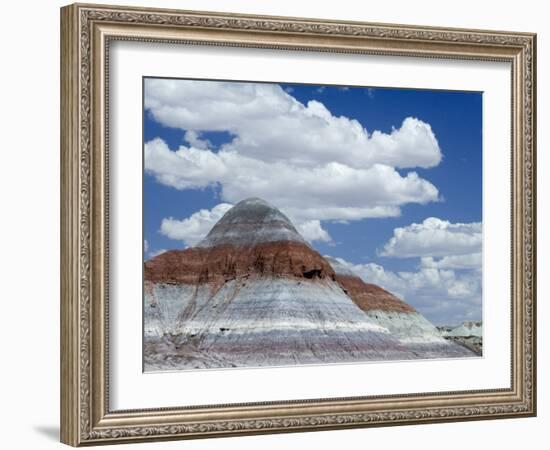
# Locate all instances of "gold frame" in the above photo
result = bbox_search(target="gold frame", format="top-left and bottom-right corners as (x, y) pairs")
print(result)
(60, 3), (537, 446)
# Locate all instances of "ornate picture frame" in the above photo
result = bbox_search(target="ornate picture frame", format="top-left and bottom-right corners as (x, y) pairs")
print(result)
(60, 3), (536, 446)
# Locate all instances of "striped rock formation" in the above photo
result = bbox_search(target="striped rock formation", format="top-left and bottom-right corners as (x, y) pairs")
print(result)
(144, 198), (474, 371)
(325, 256), (455, 346)
(446, 321), (483, 338)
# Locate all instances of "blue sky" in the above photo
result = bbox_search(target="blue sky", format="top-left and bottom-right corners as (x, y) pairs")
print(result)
(143, 78), (482, 326)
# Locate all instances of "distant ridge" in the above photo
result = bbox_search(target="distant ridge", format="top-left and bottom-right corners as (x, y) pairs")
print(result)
(446, 321), (482, 337)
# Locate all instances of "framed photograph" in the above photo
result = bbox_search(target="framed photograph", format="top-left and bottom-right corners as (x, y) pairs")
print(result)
(60, 3), (536, 446)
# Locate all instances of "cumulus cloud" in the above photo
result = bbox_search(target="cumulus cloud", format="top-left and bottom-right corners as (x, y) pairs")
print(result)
(295, 220), (332, 243)
(331, 257), (481, 325)
(329, 217), (483, 324)
(145, 79), (442, 170)
(145, 138), (438, 222)
(420, 253), (482, 270)
(144, 240), (149, 252)
(160, 203), (233, 247)
(145, 138), (227, 190)
(144, 78), (444, 224)
(341, 217), (482, 324)
(381, 217), (482, 258)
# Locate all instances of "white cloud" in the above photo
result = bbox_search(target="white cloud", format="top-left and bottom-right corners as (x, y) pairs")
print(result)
(331, 257), (481, 325)
(145, 138), (227, 190)
(145, 138), (438, 223)
(331, 216), (483, 324)
(160, 203), (233, 247)
(295, 220), (332, 243)
(144, 240), (149, 252)
(381, 217), (482, 258)
(420, 253), (482, 270)
(145, 79), (442, 170)
(144, 79), (443, 224)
